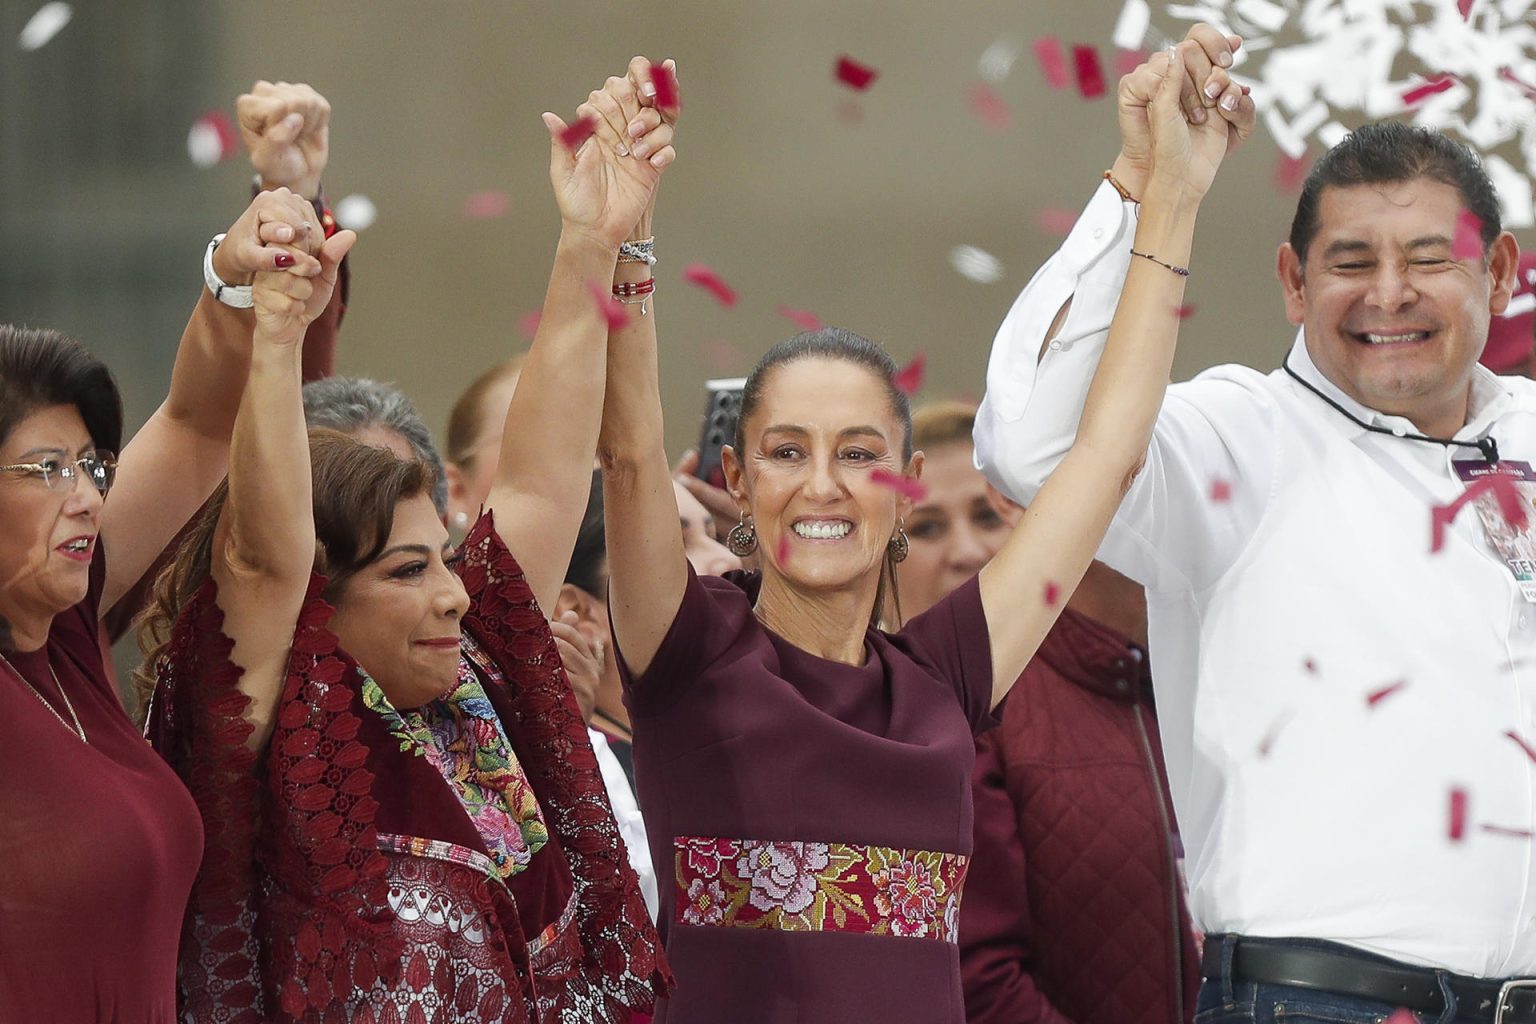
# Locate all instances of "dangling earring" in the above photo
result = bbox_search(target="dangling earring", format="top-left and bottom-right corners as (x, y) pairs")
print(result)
(727, 511), (759, 556)
(452, 510), (471, 531)
(888, 517), (909, 563)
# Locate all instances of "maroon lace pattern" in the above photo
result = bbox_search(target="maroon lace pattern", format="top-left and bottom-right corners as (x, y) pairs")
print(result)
(148, 512), (669, 1022)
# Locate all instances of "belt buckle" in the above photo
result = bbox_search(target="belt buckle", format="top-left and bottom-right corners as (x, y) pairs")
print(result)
(1497, 979), (1536, 1024)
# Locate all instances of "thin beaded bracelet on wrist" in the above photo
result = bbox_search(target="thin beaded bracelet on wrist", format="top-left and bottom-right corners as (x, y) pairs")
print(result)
(1129, 249), (1190, 277)
(618, 237), (656, 265)
(1103, 170), (1139, 203)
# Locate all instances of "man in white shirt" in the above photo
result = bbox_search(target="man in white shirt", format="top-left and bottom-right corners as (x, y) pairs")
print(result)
(975, 28), (1536, 1024)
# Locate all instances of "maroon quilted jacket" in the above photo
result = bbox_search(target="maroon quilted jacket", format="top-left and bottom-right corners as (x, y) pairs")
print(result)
(959, 607), (1199, 1024)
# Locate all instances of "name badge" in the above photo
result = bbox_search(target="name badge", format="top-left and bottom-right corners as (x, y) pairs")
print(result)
(1453, 458), (1536, 602)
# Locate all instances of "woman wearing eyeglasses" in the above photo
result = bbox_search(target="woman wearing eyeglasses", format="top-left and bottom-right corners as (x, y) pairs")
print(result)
(0, 187), (326, 1022)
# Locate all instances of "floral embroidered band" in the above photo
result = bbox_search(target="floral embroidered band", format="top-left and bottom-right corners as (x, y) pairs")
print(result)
(674, 836), (968, 942)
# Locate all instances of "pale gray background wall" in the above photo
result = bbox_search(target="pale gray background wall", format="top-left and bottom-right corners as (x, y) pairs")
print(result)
(2, 1), (1331, 456)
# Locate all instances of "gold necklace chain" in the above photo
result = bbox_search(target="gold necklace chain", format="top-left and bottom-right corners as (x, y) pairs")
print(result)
(0, 650), (89, 744)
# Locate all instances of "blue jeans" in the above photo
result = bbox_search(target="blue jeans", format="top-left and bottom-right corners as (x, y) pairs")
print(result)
(1196, 935), (1460, 1024)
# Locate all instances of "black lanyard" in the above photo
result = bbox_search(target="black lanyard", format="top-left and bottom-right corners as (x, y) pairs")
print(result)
(1281, 353), (1500, 465)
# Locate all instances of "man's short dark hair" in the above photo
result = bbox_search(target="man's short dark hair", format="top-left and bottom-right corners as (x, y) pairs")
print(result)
(1289, 122), (1501, 264)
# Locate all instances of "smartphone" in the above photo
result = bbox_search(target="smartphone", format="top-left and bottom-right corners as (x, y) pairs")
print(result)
(695, 377), (746, 490)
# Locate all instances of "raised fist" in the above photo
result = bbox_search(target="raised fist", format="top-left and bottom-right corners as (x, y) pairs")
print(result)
(238, 80), (331, 199)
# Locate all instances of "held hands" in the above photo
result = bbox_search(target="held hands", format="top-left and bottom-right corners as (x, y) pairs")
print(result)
(213, 187), (328, 287)
(1113, 24), (1254, 200)
(543, 57), (679, 249)
(238, 80), (331, 199)
(251, 226), (356, 346)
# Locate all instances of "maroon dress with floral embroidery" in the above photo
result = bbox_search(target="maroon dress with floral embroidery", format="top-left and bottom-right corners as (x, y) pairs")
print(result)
(617, 566), (993, 1024)
(147, 514), (668, 1023)
(1, 549), (203, 1022)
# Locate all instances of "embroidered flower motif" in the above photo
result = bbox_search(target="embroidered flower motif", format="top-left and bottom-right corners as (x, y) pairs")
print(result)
(873, 858), (939, 937)
(680, 836), (732, 879)
(681, 877), (727, 926)
(736, 840), (831, 915)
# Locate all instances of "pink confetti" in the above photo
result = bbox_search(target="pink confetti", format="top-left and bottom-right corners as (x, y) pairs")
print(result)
(1043, 581), (1061, 606)
(1272, 153), (1312, 195)
(1114, 48), (1149, 79)
(1401, 73), (1457, 106)
(1383, 1011), (1417, 1024)
(1257, 711), (1294, 758)
(1505, 729), (1536, 765)
(870, 469), (929, 502)
(1458, 0), (1475, 18)
(559, 115), (598, 152)
(586, 280), (629, 331)
(892, 351), (927, 396)
(682, 263), (738, 307)
(462, 190), (511, 220)
(187, 109), (238, 168)
(1036, 207), (1078, 236)
(1303, 657), (1319, 675)
(1432, 472), (1526, 553)
(1481, 823), (1535, 838)
(1176, 304), (1197, 320)
(968, 82), (1012, 131)
(1453, 208), (1484, 261)
(1072, 45), (1107, 100)
(516, 309), (542, 339)
(775, 533), (792, 566)
(1498, 66), (1536, 101)
(834, 55), (879, 92)
(776, 305), (824, 331)
(1034, 37), (1070, 90)
(1448, 787), (1468, 840)
(1365, 679), (1408, 707)
(651, 62), (680, 110)
(1209, 478), (1232, 503)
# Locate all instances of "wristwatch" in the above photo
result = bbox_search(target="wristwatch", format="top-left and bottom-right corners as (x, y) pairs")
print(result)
(203, 233), (254, 308)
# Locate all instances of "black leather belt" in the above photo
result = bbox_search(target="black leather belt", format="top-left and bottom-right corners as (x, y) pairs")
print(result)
(1201, 937), (1536, 1023)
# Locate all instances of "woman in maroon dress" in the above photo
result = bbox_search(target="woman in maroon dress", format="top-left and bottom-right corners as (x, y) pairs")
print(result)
(0, 189), (327, 1022)
(140, 65), (675, 1023)
(590, 57), (1234, 1022)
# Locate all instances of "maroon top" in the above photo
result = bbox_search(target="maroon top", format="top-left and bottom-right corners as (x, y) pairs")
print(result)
(0, 549), (203, 1022)
(619, 567), (992, 1024)
(959, 607), (1198, 1024)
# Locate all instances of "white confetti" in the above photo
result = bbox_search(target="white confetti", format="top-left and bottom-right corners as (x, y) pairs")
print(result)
(1114, 0), (1153, 50)
(333, 193), (377, 231)
(977, 37), (1022, 83)
(186, 113), (234, 169)
(950, 244), (1004, 283)
(1120, 0), (1536, 215)
(18, 2), (71, 51)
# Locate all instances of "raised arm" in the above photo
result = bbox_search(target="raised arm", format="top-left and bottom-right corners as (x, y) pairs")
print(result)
(100, 190), (335, 615)
(209, 196), (355, 751)
(482, 60), (676, 617)
(976, 47), (1239, 706)
(592, 59), (687, 677)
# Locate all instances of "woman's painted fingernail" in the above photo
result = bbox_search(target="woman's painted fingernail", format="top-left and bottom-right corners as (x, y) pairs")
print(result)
(631, 141), (649, 158)
(274, 252), (296, 268)
(1218, 51), (1233, 67)
(641, 81), (657, 98)
(1205, 80), (1221, 100)
(276, 225), (294, 241)
(1221, 93), (1238, 111)
(629, 120), (646, 138)
(616, 142), (630, 157)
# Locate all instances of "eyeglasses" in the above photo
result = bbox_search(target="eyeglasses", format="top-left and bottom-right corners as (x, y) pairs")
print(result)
(0, 450), (117, 495)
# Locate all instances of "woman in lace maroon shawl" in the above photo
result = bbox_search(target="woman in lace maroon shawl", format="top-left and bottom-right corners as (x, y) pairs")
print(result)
(139, 64), (675, 1023)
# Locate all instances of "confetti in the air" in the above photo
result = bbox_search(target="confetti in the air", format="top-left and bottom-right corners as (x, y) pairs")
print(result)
(682, 264), (738, 307)
(1073, 45), (1108, 99)
(1043, 581), (1062, 606)
(187, 110), (238, 169)
(1365, 679), (1408, 707)
(1257, 710), (1294, 757)
(1119, 0), (1536, 227)
(462, 190), (510, 220)
(559, 115), (598, 152)
(1036, 207), (1079, 236)
(587, 280), (630, 331)
(516, 310), (542, 340)
(892, 351), (927, 396)
(1453, 208), (1485, 261)
(776, 305), (824, 332)
(1303, 657), (1319, 675)
(978, 38), (1022, 83)
(651, 62), (680, 109)
(1209, 477), (1232, 502)
(834, 55), (879, 92)
(1448, 787), (1469, 840)
(1481, 823), (1536, 838)
(1034, 37), (1071, 90)
(1431, 472), (1526, 553)
(1383, 1011), (1417, 1024)
(870, 469), (929, 502)
(968, 83), (1013, 131)
(1114, 48), (1150, 79)
(1271, 153), (1312, 194)
(1175, 304), (1197, 320)
(18, 2), (71, 51)
(950, 244), (1004, 283)
(1505, 728), (1536, 764)
(333, 194), (377, 231)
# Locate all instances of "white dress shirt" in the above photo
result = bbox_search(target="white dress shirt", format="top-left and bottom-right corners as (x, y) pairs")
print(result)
(588, 727), (659, 922)
(975, 180), (1536, 978)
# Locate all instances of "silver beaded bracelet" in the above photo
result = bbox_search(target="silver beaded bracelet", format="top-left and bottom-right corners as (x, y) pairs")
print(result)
(618, 237), (657, 266)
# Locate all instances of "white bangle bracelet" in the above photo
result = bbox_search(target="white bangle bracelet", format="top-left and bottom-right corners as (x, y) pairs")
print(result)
(203, 233), (254, 308)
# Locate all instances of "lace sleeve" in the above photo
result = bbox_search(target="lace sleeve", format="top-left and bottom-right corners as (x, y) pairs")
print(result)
(458, 513), (673, 1017)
